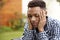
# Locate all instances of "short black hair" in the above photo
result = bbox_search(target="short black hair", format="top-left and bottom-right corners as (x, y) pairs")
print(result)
(28, 0), (46, 9)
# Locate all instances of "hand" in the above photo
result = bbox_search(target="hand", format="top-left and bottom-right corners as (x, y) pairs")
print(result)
(38, 10), (46, 32)
(28, 18), (33, 30)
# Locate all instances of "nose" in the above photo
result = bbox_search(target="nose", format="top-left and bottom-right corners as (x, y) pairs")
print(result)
(31, 16), (36, 21)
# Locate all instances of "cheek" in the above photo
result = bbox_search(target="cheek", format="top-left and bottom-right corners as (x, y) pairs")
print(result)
(28, 18), (31, 22)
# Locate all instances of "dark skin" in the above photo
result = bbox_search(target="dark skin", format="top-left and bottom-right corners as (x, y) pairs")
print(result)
(27, 7), (47, 32)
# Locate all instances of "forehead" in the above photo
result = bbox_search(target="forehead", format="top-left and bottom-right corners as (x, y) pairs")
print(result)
(28, 7), (42, 14)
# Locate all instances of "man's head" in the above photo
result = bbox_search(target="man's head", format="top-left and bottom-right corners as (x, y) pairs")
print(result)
(27, 0), (47, 28)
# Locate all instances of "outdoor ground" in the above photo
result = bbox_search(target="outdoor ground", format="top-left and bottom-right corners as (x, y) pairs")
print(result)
(0, 28), (24, 40)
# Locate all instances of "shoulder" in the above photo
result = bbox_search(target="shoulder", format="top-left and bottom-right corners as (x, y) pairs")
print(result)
(48, 17), (60, 28)
(24, 21), (29, 30)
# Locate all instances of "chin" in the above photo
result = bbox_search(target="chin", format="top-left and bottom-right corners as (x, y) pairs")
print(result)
(33, 25), (38, 28)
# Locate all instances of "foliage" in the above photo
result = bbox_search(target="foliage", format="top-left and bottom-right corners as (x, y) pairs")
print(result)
(57, 0), (60, 2)
(9, 13), (27, 30)
(0, 0), (5, 9)
(0, 26), (12, 33)
(9, 18), (24, 30)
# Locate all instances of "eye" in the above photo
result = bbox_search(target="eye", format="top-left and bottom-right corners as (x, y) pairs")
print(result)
(28, 15), (32, 18)
(35, 14), (39, 17)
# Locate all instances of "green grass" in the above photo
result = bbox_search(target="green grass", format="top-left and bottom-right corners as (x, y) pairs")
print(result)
(0, 28), (24, 40)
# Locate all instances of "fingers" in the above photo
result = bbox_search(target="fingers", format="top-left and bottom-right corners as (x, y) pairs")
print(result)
(40, 10), (46, 19)
(39, 10), (42, 20)
(39, 10), (46, 23)
(27, 18), (33, 30)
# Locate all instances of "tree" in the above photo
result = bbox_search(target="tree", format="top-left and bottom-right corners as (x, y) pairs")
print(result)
(0, 0), (5, 9)
(57, 0), (60, 2)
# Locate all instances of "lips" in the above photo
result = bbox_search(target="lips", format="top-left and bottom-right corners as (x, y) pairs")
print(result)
(33, 23), (37, 25)
(31, 23), (38, 26)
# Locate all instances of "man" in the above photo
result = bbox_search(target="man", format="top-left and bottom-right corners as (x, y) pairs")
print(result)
(13, 0), (60, 40)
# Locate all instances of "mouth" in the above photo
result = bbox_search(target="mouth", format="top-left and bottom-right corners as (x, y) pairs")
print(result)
(33, 23), (37, 26)
(31, 23), (38, 27)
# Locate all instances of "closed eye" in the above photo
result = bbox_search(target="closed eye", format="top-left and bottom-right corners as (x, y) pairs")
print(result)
(34, 14), (39, 17)
(28, 15), (32, 18)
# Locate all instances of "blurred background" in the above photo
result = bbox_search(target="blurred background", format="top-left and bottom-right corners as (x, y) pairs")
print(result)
(0, 0), (60, 40)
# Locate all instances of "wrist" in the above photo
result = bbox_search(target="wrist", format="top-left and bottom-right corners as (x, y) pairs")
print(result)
(38, 28), (44, 32)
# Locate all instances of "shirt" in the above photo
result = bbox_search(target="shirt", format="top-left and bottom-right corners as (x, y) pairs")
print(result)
(21, 17), (60, 40)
